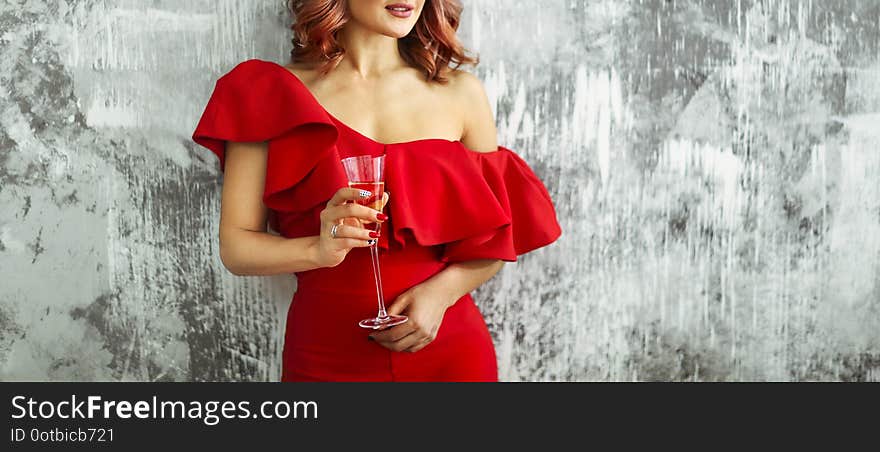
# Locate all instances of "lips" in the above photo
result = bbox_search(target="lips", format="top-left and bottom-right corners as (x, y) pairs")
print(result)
(385, 3), (414, 18)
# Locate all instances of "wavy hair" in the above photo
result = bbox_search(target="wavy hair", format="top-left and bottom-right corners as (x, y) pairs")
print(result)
(286, 0), (478, 83)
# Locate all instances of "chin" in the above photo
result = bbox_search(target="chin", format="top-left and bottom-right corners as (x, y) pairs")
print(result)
(378, 22), (417, 39)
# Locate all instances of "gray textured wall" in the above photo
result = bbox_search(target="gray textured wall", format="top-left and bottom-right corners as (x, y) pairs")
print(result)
(1, 0), (878, 382)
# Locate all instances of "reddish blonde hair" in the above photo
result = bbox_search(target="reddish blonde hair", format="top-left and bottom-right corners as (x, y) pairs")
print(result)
(286, 0), (478, 82)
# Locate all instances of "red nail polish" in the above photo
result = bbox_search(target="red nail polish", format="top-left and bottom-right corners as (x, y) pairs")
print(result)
(369, 231), (379, 238)
(377, 213), (388, 221)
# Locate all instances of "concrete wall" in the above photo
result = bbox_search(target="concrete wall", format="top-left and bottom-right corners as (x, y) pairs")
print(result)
(1, 0), (878, 381)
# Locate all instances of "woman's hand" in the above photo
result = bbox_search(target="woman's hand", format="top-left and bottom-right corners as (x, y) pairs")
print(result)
(314, 187), (389, 268)
(368, 283), (455, 353)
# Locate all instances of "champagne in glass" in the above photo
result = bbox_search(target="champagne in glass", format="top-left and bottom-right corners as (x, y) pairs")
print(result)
(348, 181), (384, 212)
(340, 155), (408, 330)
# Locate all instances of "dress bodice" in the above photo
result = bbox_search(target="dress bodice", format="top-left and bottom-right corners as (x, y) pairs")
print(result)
(192, 58), (562, 265)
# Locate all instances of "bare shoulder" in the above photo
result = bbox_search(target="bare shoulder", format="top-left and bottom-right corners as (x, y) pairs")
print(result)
(444, 68), (498, 153)
(281, 61), (322, 86)
(444, 69), (491, 111)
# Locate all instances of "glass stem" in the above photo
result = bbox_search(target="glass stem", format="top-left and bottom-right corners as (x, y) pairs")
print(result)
(369, 222), (388, 319)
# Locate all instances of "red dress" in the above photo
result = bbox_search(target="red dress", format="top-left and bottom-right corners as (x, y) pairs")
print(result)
(192, 59), (562, 381)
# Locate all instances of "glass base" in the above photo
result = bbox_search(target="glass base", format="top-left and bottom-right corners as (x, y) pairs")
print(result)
(358, 314), (408, 330)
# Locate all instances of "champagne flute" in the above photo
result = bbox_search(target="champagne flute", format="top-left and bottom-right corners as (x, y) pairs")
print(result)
(340, 155), (408, 329)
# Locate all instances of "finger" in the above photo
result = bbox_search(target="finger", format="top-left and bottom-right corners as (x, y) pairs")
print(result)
(342, 216), (363, 227)
(404, 337), (432, 353)
(370, 321), (417, 342)
(380, 191), (389, 210)
(325, 223), (374, 248)
(326, 222), (376, 242)
(338, 237), (375, 249)
(385, 296), (410, 316)
(386, 332), (426, 352)
(327, 202), (385, 225)
(328, 187), (372, 207)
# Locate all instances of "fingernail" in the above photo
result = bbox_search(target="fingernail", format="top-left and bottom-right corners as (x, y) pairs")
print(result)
(369, 231), (379, 238)
(377, 213), (388, 221)
(359, 189), (371, 198)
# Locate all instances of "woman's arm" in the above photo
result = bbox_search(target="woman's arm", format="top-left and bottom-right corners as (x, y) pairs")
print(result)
(422, 69), (507, 301)
(432, 68), (508, 299)
(217, 141), (317, 275)
(217, 140), (382, 276)
(418, 259), (506, 305)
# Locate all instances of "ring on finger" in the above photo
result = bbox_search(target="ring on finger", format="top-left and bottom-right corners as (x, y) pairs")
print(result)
(330, 223), (340, 239)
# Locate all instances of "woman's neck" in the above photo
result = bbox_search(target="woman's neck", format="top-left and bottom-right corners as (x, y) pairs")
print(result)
(336, 22), (407, 79)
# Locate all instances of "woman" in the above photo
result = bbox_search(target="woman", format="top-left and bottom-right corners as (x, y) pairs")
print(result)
(192, 0), (562, 381)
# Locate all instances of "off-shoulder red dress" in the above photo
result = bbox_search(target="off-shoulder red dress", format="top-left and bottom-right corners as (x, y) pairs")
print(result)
(192, 59), (562, 382)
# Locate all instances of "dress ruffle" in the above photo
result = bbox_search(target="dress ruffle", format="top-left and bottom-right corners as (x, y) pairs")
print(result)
(192, 59), (562, 262)
(447, 146), (563, 262)
(386, 142), (562, 262)
(191, 59), (348, 214)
